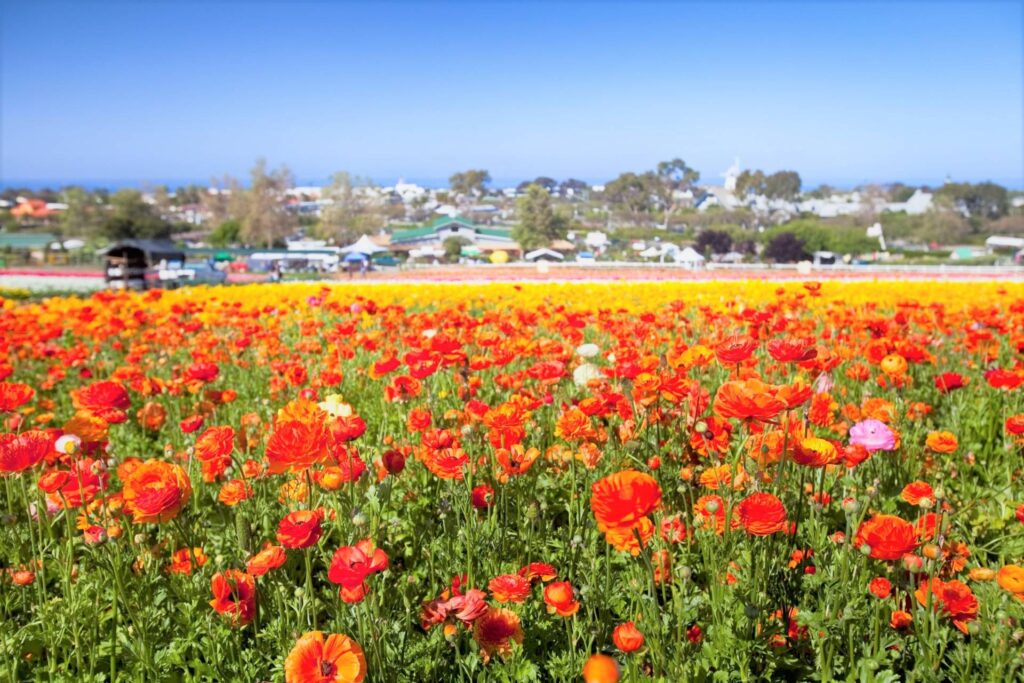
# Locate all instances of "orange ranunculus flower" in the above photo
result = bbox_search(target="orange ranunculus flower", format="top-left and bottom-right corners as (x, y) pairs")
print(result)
(488, 573), (532, 603)
(265, 419), (331, 475)
(0, 430), (52, 473)
(925, 431), (958, 454)
(0, 382), (34, 412)
(71, 380), (131, 423)
(900, 480), (934, 506)
(277, 509), (324, 549)
(791, 437), (840, 468)
(217, 479), (252, 506)
(473, 607), (523, 662)
(914, 577), (978, 634)
(209, 569), (256, 626)
(713, 379), (786, 422)
(715, 336), (757, 365)
(168, 547), (207, 575)
(327, 538), (389, 603)
(62, 410), (109, 444)
(889, 610), (912, 630)
(495, 444), (540, 480)
(854, 514), (918, 561)
(194, 425), (236, 483)
(612, 621), (645, 653)
(121, 459), (192, 524)
(284, 631), (366, 683)
(247, 544), (288, 577)
(869, 577), (892, 599)
(136, 401), (167, 432)
(543, 580), (580, 617)
(590, 470), (661, 532)
(880, 353), (908, 377)
(603, 515), (654, 556)
(997, 565), (1024, 597)
(583, 654), (620, 683)
(736, 492), (787, 536)
(555, 407), (597, 442)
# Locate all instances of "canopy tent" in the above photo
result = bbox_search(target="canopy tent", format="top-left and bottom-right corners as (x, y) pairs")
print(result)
(638, 246), (662, 259)
(344, 252), (369, 262)
(675, 247), (705, 265)
(524, 248), (565, 262)
(339, 235), (386, 255)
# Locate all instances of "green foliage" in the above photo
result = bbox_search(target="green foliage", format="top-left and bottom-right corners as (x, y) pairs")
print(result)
(936, 181), (1008, 220)
(101, 189), (173, 240)
(209, 219), (242, 247)
(442, 236), (470, 262)
(513, 185), (568, 251)
(449, 169), (491, 197)
(763, 219), (876, 255)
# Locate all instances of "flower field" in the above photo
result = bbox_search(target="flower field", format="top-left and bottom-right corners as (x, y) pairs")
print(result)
(2, 279), (1024, 682)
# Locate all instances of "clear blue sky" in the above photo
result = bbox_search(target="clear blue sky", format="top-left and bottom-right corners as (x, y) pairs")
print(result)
(2, 1), (1022, 189)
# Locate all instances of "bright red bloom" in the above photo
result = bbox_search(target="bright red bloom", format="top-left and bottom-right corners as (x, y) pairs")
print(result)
(869, 577), (892, 599)
(0, 430), (52, 473)
(767, 337), (817, 363)
(266, 419), (331, 474)
(277, 509), (324, 549)
(327, 539), (388, 603)
(590, 470), (661, 533)
(715, 336), (758, 364)
(915, 578), (978, 634)
(934, 372), (967, 393)
(0, 382), (34, 412)
(71, 380), (130, 423)
(488, 573), (532, 603)
(209, 569), (256, 626)
(736, 492), (787, 536)
(613, 621), (645, 653)
(854, 514), (918, 561)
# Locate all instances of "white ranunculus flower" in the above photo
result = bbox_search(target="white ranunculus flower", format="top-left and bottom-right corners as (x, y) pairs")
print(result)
(575, 343), (599, 358)
(573, 363), (602, 387)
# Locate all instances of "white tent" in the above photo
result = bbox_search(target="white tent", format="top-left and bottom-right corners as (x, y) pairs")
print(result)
(524, 248), (565, 262)
(340, 235), (386, 255)
(675, 247), (705, 266)
(639, 246), (662, 259)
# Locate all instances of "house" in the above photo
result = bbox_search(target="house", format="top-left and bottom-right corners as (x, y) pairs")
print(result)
(389, 215), (519, 254)
(10, 199), (56, 220)
(885, 189), (933, 215)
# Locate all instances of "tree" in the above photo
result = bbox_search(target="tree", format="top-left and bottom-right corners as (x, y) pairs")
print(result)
(59, 186), (97, 237)
(764, 232), (809, 263)
(936, 181), (1008, 221)
(237, 158), (296, 248)
(209, 219), (241, 247)
(764, 171), (801, 200)
(443, 236), (471, 262)
(695, 229), (732, 255)
(320, 171), (383, 243)
(654, 158), (700, 228)
(513, 184), (568, 251)
(101, 189), (172, 240)
(735, 170), (766, 197)
(449, 170), (491, 199)
(559, 178), (589, 198)
(604, 171), (657, 223)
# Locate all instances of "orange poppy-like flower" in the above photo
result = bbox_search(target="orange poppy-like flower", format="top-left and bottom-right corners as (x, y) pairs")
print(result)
(495, 444), (540, 480)
(603, 515), (654, 556)
(62, 410), (110, 444)
(582, 654), (620, 683)
(854, 514), (918, 561)
(194, 425), (235, 483)
(246, 544), (288, 577)
(869, 577), (892, 599)
(900, 480), (934, 506)
(209, 569), (256, 626)
(925, 431), (958, 454)
(327, 538), (389, 603)
(791, 437), (840, 468)
(713, 379), (786, 422)
(265, 419), (331, 475)
(71, 380), (131, 423)
(472, 607), (523, 662)
(168, 547), (207, 575)
(121, 459), (192, 524)
(590, 470), (661, 533)
(0, 430), (52, 473)
(488, 573), (532, 603)
(47, 457), (108, 508)
(284, 631), (366, 683)
(277, 509), (324, 549)
(698, 464), (733, 490)
(694, 494), (736, 535)
(543, 580), (579, 617)
(518, 562), (557, 583)
(880, 354), (908, 377)
(555, 407), (597, 442)
(0, 382), (34, 412)
(612, 621), (644, 653)
(715, 336), (757, 365)
(136, 401), (167, 432)
(889, 610), (912, 630)
(217, 479), (252, 506)
(776, 381), (813, 411)
(736, 492), (787, 536)
(421, 447), (470, 481)
(767, 337), (816, 363)
(997, 564), (1024, 597)
(914, 577), (978, 634)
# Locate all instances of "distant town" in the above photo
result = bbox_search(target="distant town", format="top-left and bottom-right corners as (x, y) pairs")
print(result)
(2, 158), (1023, 285)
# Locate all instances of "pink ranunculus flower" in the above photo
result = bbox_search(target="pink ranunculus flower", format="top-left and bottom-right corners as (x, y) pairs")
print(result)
(849, 419), (895, 453)
(813, 373), (834, 395)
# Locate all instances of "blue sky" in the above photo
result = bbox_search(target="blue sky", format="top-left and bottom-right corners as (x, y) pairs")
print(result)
(1, 1), (1022, 189)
